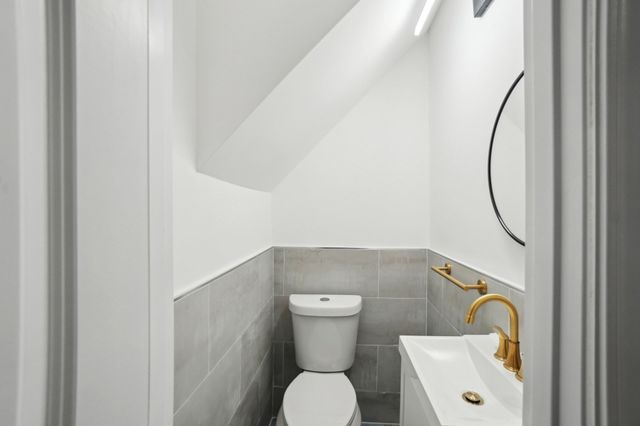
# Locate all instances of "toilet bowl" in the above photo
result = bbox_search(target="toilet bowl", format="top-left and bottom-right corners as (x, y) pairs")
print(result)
(277, 294), (363, 426)
(276, 372), (361, 426)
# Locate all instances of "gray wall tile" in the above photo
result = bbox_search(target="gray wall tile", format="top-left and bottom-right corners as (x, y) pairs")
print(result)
(378, 346), (401, 393)
(347, 345), (378, 391)
(440, 264), (509, 334)
(361, 423), (398, 426)
(175, 249), (274, 424)
(256, 350), (273, 425)
(379, 249), (427, 298)
(228, 380), (259, 426)
(229, 349), (273, 426)
(259, 411), (273, 426)
(356, 391), (400, 423)
(273, 296), (293, 342)
(208, 260), (260, 368)
(441, 273), (510, 335)
(272, 342), (284, 387)
(274, 247), (284, 296)
(258, 249), (275, 302)
(174, 340), (242, 426)
(284, 248), (378, 296)
(258, 409), (273, 426)
(426, 250), (526, 348)
(427, 251), (445, 308)
(426, 301), (459, 336)
(174, 287), (209, 410)
(241, 300), (274, 391)
(272, 386), (285, 417)
(358, 298), (426, 345)
(177, 247), (522, 426)
(283, 342), (302, 387)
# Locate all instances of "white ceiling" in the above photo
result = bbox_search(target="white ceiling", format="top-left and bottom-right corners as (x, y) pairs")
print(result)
(197, 0), (428, 191)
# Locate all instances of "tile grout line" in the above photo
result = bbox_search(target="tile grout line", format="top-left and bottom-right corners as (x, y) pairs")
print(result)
(207, 286), (211, 373)
(426, 252), (430, 335)
(377, 250), (380, 298)
(429, 299), (462, 336)
(271, 249), (277, 399)
(175, 293), (273, 417)
(357, 343), (399, 347)
(361, 296), (427, 300)
(227, 347), (272, 426)
(375, 345), (380, 393)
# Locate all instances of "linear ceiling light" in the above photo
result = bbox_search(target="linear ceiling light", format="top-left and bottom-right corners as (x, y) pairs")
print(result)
(414, 0), (436, 36)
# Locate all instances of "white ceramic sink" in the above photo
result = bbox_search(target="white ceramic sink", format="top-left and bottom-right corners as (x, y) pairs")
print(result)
(399, 334), (522, 426)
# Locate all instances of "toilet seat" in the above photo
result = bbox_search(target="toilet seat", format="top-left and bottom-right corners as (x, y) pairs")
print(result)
(282, 372), (357, 426)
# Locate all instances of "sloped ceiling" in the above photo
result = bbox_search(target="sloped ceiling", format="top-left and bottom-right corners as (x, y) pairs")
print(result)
(196, 0), (359, 161)
(197, 0), (427, 191)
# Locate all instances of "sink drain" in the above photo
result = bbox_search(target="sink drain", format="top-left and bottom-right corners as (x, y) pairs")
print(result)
(462, 391), (484, 406)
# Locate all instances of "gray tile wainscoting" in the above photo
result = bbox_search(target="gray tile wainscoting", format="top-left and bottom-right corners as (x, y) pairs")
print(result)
(426, 249), (526, 350)
(173, 246), (521, 425)
(272, 247), (427, 424)
(174, 249), (274, 426)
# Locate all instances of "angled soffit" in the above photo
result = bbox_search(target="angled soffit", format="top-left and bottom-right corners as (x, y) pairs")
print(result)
(196, 0), (358, 159)
(198, 0), (427, 191)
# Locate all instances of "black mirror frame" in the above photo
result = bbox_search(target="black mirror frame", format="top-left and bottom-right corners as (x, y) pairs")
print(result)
(488, 70), (525, 247)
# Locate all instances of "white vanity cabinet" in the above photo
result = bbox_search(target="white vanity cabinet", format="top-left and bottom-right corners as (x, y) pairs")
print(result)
(399, 349), (441, 426)
(398, 335), (523, 426)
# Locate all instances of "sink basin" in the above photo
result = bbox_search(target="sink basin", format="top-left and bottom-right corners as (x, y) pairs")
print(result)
(399, 334), (522, 426)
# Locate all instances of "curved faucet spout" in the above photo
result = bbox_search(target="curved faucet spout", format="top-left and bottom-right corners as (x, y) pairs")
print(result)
(465, 293), (519, 342)
(465, 293), (522, 374)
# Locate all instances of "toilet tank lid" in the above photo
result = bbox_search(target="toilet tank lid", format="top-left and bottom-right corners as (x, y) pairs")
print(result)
(289, 294), (362, 317)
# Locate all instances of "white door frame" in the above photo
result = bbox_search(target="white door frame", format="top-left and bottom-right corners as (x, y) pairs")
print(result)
(1, 0), (48, 425)
(524, 0), (640, 424)
(70, 0), (174, 423)
(2, 0), (174, 425)
(148, 0), (174, 424)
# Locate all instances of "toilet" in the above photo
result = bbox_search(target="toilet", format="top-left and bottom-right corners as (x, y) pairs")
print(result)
(276, 294), (363, 426)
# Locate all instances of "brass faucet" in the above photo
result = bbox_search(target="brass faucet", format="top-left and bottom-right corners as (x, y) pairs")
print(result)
(465, 294), (522, 375)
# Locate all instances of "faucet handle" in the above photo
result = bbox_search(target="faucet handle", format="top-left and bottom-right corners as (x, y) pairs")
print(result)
(492, 325), (509, 361)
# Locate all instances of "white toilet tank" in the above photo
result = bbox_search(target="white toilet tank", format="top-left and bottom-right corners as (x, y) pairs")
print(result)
(289, 294), (362, 372)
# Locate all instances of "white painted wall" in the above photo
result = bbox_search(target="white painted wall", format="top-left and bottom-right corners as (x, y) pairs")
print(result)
(199, 0), (427, 191)
(272, 38), (429, 248)
(173, 0), (272, 297)
(427, 0), (525, 287)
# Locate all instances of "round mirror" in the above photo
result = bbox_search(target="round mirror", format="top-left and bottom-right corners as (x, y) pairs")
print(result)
(488, 71), (525, 246)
